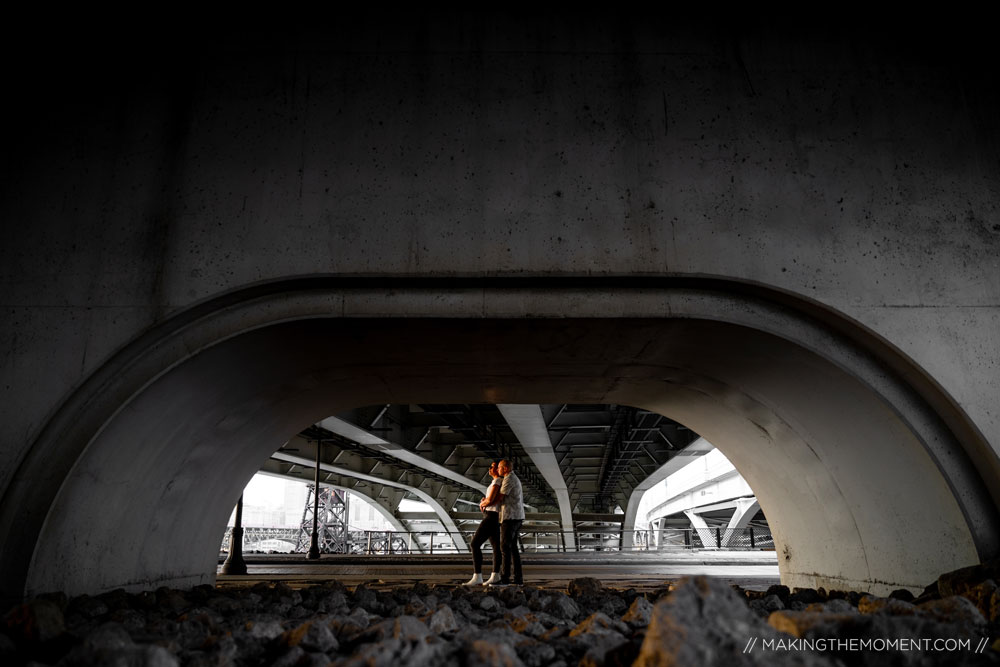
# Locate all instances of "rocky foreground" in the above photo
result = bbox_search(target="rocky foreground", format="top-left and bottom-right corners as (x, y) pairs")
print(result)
(3, 561), (1000, 666)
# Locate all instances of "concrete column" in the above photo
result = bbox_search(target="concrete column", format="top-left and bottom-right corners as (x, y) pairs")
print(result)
(220, 495), (247, 575)
(723, 498), (760, 547)
(497, 404), (576, 551)
(684, 510), (717, 550)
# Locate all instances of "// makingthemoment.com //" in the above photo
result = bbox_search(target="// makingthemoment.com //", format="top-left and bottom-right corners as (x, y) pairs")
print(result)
(743, 636), (990, 654)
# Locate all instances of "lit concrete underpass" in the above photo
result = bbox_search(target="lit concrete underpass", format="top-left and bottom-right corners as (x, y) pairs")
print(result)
(2, 14), (1000, 664)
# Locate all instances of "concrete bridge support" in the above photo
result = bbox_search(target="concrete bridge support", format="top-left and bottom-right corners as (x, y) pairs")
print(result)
(684, 510), (719, 551)
(498, 404), (577, 551)
(1, 16), (999, 600)
(621, 437), (715, 549)
(724, 499), (762, 548)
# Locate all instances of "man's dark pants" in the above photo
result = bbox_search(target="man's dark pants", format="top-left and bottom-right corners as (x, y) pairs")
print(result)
(471, 511), (501, 574)
(500, 519), (523, 584)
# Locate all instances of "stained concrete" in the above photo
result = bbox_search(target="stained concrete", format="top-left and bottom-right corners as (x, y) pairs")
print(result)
(1, 15), (998, 601)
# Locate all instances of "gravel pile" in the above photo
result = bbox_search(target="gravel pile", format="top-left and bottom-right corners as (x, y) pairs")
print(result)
(3, 561), (999, 666)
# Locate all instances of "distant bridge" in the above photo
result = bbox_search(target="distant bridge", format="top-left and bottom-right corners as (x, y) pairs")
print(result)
(220, 527), (299, 553)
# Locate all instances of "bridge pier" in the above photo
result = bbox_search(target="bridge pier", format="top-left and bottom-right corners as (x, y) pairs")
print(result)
(220, 495), (247, 575)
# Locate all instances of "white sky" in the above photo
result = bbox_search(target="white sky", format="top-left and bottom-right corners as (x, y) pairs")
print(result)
(228, 473), (433, 521)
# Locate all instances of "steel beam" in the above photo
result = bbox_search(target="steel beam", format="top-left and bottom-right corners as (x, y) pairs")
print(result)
(270, 451), (468, 552)
(318, 416), (488, 495)
(255, 469), (420, 552)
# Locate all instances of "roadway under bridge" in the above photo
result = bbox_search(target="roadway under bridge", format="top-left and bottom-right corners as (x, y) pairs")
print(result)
(1, 13), (999, 603)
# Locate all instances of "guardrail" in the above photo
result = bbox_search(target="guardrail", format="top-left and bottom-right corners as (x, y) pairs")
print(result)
(221, 526), (773, 554)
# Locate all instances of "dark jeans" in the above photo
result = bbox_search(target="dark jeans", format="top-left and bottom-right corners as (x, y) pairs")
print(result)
(471, 511), (501, 574)
(500, 519), (523, 583)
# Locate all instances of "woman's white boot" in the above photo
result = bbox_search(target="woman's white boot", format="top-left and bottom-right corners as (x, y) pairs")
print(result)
(483, 572), (501, 585)
(464, 573), (484, 585)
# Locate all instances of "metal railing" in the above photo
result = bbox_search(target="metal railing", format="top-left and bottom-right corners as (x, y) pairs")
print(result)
(221, 525), (774, 555)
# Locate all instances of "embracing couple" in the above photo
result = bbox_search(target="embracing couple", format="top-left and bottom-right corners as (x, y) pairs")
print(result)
(463, 458), (524, 587)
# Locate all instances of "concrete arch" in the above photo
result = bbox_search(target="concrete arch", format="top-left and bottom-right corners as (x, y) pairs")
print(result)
(2, 278), (999, 599)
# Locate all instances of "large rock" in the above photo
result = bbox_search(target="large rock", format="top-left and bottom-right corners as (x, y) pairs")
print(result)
(569, 578), (605, 598)
(577, 633), (632, 667)
(245, 616), (286, 640)
(622, 596), (653, 627)
(463, 638), (525, 667)
(888, 589), (916, 602)
(205, 594), (241, 615)
(505, 607), (546, 637)
(70, 595), (110, 620)
(635, 576), (836, 666)
(764, 585), (790, 602)
(544, 593), (580, 621)
(341, 637), (447, 667)
(803, 599), (857, 615)
(857, 595), (920, 616)
(425, 605), (460, 634)
(526, 591), (551, 612)
(917, 596), (987, 630)
(352, 584), (379, 613)
(597, 595), (628, 618)
(82, 621), (134, 651)
(958, 579), (998, 622)
(354, 615), (430, 643)
(317, 590), (349, 614)
(195, 633), (240, 664)
(109, 607), (148, 633)
(280, 618), (339, 653)
(514, 637), (557, 667)
(787, 588), (825, 606)
(937, 559), (1000, 597)
(748, 594), (784, 618)
(570, 612), (630, 639)
(63, 643), (181, 667)
(270, 646), (306, 667)
(3, 598), (65, 643)
(155, 589), (190, 616)
(768, 611), (861, 638)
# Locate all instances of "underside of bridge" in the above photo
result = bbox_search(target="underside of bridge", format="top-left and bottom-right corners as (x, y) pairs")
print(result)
(5, 282), (999, 601)
(258, 402), (699, 553)
(2, 13), (999, 608)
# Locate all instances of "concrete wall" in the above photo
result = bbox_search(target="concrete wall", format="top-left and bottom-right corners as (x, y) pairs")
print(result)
(1, 15), (998, 598)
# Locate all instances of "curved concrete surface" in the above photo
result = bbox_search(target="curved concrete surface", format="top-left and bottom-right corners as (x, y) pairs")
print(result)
(5, 281), (998, 598)
(2, 19), (999, 602)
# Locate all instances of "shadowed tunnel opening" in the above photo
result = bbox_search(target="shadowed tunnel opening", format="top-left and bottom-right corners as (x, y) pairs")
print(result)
(4, 282), (999, 601)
